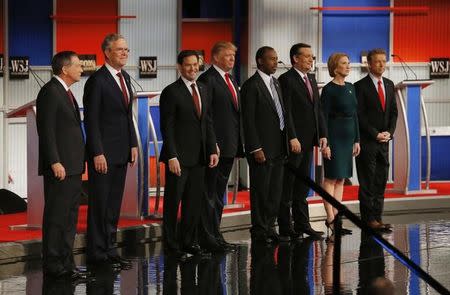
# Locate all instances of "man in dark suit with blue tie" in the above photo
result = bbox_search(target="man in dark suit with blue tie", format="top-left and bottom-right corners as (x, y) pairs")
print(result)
(355, 48), (398, 232)
(241, 46), (289, 244)
(83, 34), (138, 269)
(160, 50), (219, 258)
(37, 51), (88, 280)
(197, 41), (243, 251)
(278, 43), (327, 240)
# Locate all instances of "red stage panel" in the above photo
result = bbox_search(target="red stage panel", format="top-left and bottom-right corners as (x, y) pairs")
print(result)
(394, 0), (450, 62)
(55, 0), (118, 65)
(181, 21), (233, 64)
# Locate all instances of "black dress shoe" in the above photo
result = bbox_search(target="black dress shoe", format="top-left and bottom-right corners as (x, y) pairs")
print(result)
(108, 257), (133, 270)
(71, 268), (92, 280)
(204, 243), (226, 253)
(183, 244), (202, 255)
(279, 228), (302, 242)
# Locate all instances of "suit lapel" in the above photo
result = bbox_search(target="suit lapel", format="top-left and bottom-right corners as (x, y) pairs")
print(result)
(212, 67), (239, 111)
(101, 66), (129, 112)
(382, 77), (393, 115)
(291, 68), (313, 105)
(177, 78), (201, 120)
(365, 75), (385, 112)
(52, 78), (81, 123)
(254, 72), (278, 115)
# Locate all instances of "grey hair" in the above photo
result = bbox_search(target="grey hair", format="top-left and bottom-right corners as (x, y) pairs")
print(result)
(101, 33), (125, 52)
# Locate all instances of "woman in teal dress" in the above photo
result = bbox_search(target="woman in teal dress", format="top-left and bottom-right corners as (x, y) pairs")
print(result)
(321, 53), (360, 236)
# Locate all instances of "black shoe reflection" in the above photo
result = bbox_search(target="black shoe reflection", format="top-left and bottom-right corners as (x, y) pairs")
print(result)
(42, 275), (75, 295)
(250, 243), (281, 295)
(86, 263), (117, 295)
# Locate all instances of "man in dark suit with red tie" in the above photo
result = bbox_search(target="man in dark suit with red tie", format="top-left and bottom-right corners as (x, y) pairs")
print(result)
(241, 46), (290, 243)
(197, 41), (243, 251)
(160, 50), (219, 258)
(355, 48), (398, 232)
(83, 34), (138, 269)
(278, 43), (327, 240)
(36, 51), (88, 280)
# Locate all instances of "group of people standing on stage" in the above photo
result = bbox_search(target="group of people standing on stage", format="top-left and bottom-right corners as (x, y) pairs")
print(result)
(36, 31), (398, 279)
(160, 42), (398, 259)
(37, 33), (137, 282)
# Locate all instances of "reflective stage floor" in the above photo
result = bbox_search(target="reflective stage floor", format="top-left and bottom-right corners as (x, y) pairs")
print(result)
(1, 211), (450, 294)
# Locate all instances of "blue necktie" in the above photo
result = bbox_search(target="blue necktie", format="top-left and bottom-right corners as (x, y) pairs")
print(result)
(270, 77), (285, 130)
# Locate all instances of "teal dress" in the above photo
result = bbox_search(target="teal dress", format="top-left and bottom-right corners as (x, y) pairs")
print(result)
(321, 81), (360, 179)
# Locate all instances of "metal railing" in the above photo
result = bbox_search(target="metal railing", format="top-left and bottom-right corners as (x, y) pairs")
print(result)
(287, 165), (450, 295)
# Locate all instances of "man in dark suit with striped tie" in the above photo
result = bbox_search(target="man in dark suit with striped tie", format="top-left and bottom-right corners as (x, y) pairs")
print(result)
(83, 34), (138, 269)
(241, 46), (290, 244)
(197, 41), (243, 251)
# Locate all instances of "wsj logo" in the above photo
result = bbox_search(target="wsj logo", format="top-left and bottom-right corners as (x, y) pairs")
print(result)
(139, 56), (157, 78)
(9, 56), (30, 79)
(430, 58), (449, 79)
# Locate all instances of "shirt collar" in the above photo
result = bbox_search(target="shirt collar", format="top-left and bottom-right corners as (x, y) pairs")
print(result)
(213, 64), (230, 78)
(54, 75), (69, 91)
(369, 72), (383, 84)
(293, 67), (308, 80)
(257, 69), (273, 84)
(105, 61), (122, 77)
(181, 75), (196, 88)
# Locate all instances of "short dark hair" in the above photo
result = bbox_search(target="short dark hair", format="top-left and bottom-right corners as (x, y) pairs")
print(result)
(367, 48), (387, 63)
(177, 50), (199, 65)
(51, 51), (77, 75)
(289, 43), (311, 65)
(255, 46), (274, 68)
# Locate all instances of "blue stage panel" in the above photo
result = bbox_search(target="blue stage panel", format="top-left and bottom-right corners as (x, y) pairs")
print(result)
(9, 0), (53, 66)
(322, 0), (390, 63)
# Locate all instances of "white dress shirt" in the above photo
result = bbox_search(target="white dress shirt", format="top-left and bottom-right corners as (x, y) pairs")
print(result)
(369, 72), (385, 98)
(213, 64), (238, 97)
(105, 62), (130, 96)
(180, 76), (202, 110)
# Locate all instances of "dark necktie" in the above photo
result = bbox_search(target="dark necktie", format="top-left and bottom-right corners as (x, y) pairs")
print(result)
(67, 89), (76, 108)
(377, 79), (386, 111)
(191, 83), (202, 118)
(116, 72), (129, 105)
(303, 75), (313, 101)
(225, 73), (238, 110)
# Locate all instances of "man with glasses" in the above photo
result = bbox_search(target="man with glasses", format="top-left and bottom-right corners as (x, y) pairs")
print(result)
(278, 43), (327, 240)
(83, 33), (138, 270)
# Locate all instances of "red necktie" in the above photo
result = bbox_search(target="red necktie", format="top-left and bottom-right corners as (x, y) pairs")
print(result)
(377, 79), (385, 111)
(67, 89), (76, 108)
(304, 75), (313, 102)
(225, 73), (238, 109)
(191, 83), (202, 118)
(117, 72), (129, 105)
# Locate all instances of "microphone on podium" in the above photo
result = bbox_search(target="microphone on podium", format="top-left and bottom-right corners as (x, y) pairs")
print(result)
(391, 54), (418, 81)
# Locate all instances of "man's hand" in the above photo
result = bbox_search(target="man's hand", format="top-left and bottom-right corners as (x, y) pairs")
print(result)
(322, 147), (331, 160)
(94, 154), (108, 174)
(209, 154), (219, 168)
(168, 158), (181, 176)
(253, 150), (266, 164)
(289, 138), (301, 154)
(51, 162), (66, 181)
(376, 132), (390, 143)
(130, 147), (138, 167)
(353, 142), (361, 157)
(319, 137), (328, 151)
(216, 144), (221, 158)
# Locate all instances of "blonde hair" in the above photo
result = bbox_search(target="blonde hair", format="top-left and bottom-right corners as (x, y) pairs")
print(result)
(211, 41), (237, 57)
(327, 52), (349, 77)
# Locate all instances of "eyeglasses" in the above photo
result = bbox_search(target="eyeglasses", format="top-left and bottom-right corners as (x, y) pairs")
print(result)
(113, 47), (130, 53)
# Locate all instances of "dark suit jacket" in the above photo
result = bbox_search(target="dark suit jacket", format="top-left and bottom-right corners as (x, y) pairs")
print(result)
(36, 77), (85, 176)
(83, 65), (138, 165)
(354, 75), (398, 145)
(241, 71), (289, 160)
(198, 66), (244, 158)
(159, 78), (217, 167)
(278, 68), (327, 152)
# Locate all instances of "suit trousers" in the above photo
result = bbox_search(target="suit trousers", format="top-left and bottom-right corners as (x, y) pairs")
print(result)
(278, 149), (313, 233)
(248, 156), (284, 239)
(87, 163), (127, 261)
(163, 164), (205, 251)
(200, 157), (235, 246)
(42, 174), (81, 274)
(356, 143), (389, 223)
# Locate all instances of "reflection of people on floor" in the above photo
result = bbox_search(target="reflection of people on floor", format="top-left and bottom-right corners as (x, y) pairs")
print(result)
(250, 243), (281, 295)
(358, 232), (394, 295)
(321, 240), (353, 294)
(163, 255), (179, 295)
(86, 264), (117, 294)
(42, 276), (75, 295)
(277, 238), (314, 294)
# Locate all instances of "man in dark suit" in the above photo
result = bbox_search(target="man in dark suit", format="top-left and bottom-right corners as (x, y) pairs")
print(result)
(241, 46), (289, 243)
(83, 34), (138, 268)
(160, 50), (219, 258)
(278, 43), (327, 240)
(36, 51), (87, 280)
(197, 41), (243, 251)
(355, 48), (398, 232)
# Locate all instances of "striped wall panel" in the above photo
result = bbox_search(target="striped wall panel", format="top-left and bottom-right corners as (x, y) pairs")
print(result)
(249, 0), (320, 72)
(7, 69), (53, 108)
(119, 0), (178, 91)
(7, 121), (27, 198)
